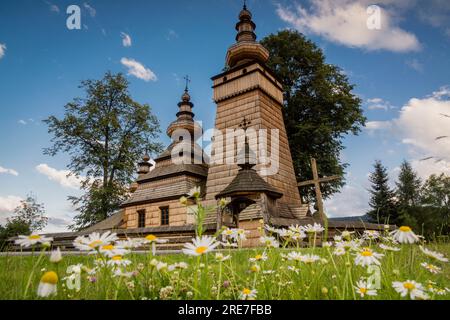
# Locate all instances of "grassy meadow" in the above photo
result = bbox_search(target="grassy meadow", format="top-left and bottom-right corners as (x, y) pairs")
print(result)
(0, 231), (449, 300)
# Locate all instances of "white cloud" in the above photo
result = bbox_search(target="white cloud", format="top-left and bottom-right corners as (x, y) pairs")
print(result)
(36, 164), (82, 189)
(0, 166), (18, 176)
(0, 195), (22, 214)
(276, 0), (421, 52)
(365, 121), (392, 131)
(120, 58), (157, 82)
(405, 58), (423, 72)
(121, 32), (132, 47)
(83, 2), (96, 17)
(0, 43), (6, 59)
(325, 181), (370, 217)
(366, 86), (450, 178)
(367, 97), (394, 110)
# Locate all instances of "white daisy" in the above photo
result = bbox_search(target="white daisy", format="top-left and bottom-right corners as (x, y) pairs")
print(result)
(286, 251), (303, 262)
(322, 241), (333, 248)
(300, 254), (321, 264)
(419, 246), (448, 262)
(390, 226), (420, 244)
(420, 262), (442, 274)
(107, 255), (131, 267)
(264, 225), (280, 234)
(143, 234), (168, 244)
(333, 247), (346, 256)
(354, 279), (377, 298)
(392, 280), (429, 300)
(234, 229), (249, 241)
(259, 236), (279, 248)
(221, 228), (235, 239)
(363, 230), (380, 240)
(49, 247), (62, 263)
(73, 231), (118, 251)
(182, 236), (219, 256)
(15, 234), (53, 248)
(188, 186), (201, 198)
(354, 248), (384, 267)
(99, 244), (130, 258)
(37, 271), (58, 298)
(249, 253), (268, 262)
(115, 238), (145, 249)
(168, 262), (188, 271)
(239, 288), (257, 300)
(215, 252), (231, 262)
(220, 241), (238, 248)
(302, 223), (324, 234)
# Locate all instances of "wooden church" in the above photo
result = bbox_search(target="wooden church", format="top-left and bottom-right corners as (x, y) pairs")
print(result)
(39, 4), (385, 250)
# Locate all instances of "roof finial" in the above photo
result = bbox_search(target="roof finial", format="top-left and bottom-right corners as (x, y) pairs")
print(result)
(183, 75), (191, 92)
(243, 0), (247, 10)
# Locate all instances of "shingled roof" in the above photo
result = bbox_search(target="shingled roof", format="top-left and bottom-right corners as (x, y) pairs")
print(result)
(216, 168), (283, 199)
(137, 163), (208, 183)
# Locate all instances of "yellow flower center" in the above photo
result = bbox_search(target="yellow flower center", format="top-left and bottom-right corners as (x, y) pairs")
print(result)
(28, 235), (41, 240)
(359, 288), (367, 294)
(41, 271), (58, 284)
(89, 240), (103, 248)
(146, 235), (157, 242)
(242, 288), (251, 295)
(255, 254), (263, 260)
(195, 246), (207, 254)
(403, 282), (415, 290)
(101, 245), (114, 251)
(111, 255), (122, 261)
(361, 250), (373, 257)
(399, 226), (412, 232)
(250, 265), (259, 272)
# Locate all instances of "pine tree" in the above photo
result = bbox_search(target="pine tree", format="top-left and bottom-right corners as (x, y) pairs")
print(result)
(367, 160), (398, 223)
(396, 160), (422, 207)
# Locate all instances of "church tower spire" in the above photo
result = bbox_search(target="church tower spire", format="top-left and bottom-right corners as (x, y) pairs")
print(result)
(167, 76), (195, 138)
(225, 3), (269, 68)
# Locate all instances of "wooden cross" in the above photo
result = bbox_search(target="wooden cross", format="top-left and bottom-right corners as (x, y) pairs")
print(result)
(297, 158), (341, 222)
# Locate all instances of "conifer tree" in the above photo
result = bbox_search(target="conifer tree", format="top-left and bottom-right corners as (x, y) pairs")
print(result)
(367, 160), (398, 223)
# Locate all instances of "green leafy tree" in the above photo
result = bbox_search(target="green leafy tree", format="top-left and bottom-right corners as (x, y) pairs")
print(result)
(8, 194), (48, 232)
(261, 30), (366, 200)
(367, 160), (398, 223)
(0, 220), (31, 251)
(44, 72), (162, 231)
(419, 173), (450, 237)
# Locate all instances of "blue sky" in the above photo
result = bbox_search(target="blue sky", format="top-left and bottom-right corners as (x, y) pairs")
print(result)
(0, 0), (449, 232)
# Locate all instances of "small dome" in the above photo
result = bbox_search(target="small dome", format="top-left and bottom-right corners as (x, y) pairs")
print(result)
(239, 8), (252, 20)
(181, 90), (191, 102)
(142, 154), (150, 162)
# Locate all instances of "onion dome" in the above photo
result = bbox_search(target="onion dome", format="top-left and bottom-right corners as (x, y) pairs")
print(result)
(225, 4), (269, 68)
(137, 154), (153, 175)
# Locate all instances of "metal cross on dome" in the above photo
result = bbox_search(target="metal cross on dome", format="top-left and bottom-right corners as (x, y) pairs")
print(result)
(183, 75), (191, 91)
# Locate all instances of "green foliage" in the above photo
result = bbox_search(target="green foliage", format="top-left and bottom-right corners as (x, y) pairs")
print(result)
(43, 72), (162, 231)
(9, 194), (48, 232)
(0, 220), (31, 251)
(367, 160), (399, 224)
(261, 30), (366, 200)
